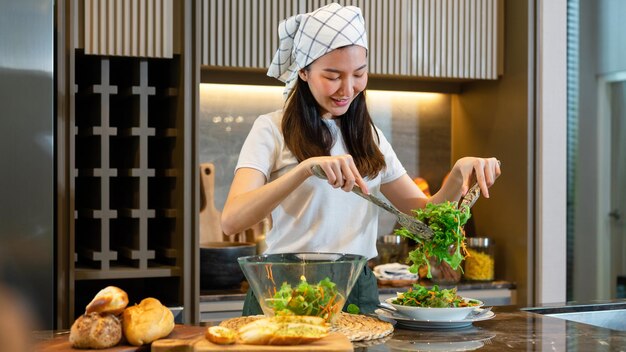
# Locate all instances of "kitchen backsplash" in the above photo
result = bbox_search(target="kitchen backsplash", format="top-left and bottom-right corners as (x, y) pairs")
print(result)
(199, 83), (451, 237)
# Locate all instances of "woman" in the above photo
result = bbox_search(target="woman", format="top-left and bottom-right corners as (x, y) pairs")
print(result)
(221, 3), (501, 315)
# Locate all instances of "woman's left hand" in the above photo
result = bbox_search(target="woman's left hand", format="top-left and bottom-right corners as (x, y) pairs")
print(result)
(452, 157), (501, 198)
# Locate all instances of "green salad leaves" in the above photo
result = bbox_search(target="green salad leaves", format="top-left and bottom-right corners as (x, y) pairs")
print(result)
(392, 284), (481, 308)
(346, 303), (360, 314)
(267, 276), (344, 321)
(395, 201), (470, 278)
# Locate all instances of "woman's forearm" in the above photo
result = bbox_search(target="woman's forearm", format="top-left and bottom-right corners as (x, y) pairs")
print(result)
(429, 168), (465, 204)
(221, 164), (312, 235)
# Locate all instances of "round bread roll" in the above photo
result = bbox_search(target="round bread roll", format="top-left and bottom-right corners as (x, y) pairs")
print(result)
(69, 312), (122, 349)
(85, 286), (129, 315)
(123, 297), (175, 346)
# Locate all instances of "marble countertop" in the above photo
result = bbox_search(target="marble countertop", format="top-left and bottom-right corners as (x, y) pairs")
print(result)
(362, 302), (626, 351)
(197, 281), (626, 350)
(33, 300), (626, 350)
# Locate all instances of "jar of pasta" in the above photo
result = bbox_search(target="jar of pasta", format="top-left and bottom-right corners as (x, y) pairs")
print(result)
(463, 237), (495, 281)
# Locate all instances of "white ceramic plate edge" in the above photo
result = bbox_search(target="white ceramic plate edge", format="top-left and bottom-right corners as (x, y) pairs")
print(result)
(375, 308), (495, 324)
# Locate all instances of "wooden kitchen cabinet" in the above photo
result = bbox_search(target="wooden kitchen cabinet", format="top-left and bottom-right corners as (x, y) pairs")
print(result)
(56, 0), (199, 327)
(200, 0), (503, 80)
(72, 51), (183, 294)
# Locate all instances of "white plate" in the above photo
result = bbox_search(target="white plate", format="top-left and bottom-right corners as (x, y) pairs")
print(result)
(375, 308), (495, 330)
(385, 297), (483, 321)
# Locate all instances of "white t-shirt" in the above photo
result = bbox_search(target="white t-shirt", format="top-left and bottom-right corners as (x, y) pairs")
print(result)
(235, 110), (406, 259)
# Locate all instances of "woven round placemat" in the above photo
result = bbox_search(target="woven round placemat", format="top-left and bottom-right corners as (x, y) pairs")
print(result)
(219, 313), (394, 342)
(330, 312), (394, 342)
(352, 334), (392, 348)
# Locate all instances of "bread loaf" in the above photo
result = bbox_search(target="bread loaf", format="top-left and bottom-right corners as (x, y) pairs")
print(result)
(237, 315), (329, 345)
(123, 297), (175, 346)
(85, 286), (129, 315)
(69, 312), (122, 349)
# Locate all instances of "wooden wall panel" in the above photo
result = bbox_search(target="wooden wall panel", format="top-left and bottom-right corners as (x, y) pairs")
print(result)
(83, 0), (173, 58)
(201, 0), (503, 80)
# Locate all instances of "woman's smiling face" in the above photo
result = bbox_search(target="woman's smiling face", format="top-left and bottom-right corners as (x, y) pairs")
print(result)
(298, 45), (368, 119)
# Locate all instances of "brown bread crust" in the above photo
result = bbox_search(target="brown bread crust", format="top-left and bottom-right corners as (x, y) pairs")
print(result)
(69, 312), (122, 349)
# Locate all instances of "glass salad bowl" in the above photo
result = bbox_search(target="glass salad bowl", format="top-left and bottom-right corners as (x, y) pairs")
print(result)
(238, 252), (367, 323)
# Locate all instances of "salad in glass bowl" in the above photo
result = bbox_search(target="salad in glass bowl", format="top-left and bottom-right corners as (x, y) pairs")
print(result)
(238, 252), (367, 323)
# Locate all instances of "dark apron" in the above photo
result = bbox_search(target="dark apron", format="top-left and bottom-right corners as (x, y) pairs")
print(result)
(242, 265), (379, 316)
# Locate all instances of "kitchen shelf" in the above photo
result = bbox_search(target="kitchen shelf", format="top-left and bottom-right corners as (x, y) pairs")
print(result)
(68, 51), (188, 320)
(75, 266), (181, 280)
(73, 276), (183, 318)
(54, 0), (198, 327)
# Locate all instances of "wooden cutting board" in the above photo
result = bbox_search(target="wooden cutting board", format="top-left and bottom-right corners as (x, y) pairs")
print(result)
(152, 332), (353, 352)
(33, 325), (206, 352)
(199, 162), (224, 243)
(199, 162), (267, 244)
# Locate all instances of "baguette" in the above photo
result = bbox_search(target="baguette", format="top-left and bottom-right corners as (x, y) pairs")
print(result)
(237, 319), (278, 345)
(237, 316), (329, 345)
(206, 326), (237, 345)
(271, 315), (327, 326)
(268, 322), (329, 345)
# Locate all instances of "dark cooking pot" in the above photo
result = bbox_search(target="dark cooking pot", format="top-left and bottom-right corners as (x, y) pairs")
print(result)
(200, 242), (256, 290)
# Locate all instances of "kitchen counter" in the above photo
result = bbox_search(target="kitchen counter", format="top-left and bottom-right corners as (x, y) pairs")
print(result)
(360, 302), (626, 351)
(32, 301), (626, 350)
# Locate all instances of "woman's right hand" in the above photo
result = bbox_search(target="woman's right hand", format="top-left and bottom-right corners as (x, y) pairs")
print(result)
(301, 155), (370, 194)
(222, 154), (368, 235)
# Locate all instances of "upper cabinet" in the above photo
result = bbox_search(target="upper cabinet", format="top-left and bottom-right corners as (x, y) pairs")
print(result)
(78, 0), (175, 58)
(200, 0), (504, 80)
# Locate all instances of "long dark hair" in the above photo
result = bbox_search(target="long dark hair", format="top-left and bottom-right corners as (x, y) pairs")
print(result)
(282, 77), (386, 179)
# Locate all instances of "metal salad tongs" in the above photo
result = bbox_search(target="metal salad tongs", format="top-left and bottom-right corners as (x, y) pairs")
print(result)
(459, 182), (482, 210)
(458, 160), (501, 211)
(311, 165), (434, 240)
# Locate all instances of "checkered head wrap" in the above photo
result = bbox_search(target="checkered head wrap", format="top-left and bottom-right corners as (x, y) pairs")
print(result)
(267, 3), (368, 98)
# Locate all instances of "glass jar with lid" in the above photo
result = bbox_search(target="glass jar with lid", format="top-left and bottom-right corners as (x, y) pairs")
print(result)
(376, 234), (409, 264)
(419, 244), (462, 284)
(463, 237), (495, 281)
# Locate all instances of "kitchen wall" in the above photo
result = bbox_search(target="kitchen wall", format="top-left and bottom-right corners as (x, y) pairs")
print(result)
(452, 0), (533, 305)
(199, 83), (452, 237)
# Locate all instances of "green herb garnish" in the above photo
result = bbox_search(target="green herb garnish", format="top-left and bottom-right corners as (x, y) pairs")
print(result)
(346, 303), (360, 314)
(395, 201), (470, 278)
(392, 284), (480, 308)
